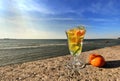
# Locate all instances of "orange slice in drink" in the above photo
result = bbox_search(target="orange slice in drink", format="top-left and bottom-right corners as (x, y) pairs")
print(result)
(76, 30), (85, 37)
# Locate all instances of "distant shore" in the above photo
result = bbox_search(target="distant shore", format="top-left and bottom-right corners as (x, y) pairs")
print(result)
(0, 45), (120, 80)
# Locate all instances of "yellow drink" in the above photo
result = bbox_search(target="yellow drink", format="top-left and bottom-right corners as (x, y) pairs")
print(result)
(66, 26), (86, 56)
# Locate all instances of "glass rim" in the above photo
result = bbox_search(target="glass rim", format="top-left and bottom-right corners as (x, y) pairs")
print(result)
(65, 25), (86, 32)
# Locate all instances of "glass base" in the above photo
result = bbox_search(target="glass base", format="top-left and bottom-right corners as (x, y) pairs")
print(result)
(66, 56), (85, 71)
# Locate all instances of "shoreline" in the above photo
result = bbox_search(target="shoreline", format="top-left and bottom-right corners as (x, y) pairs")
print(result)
(0, 45), (120, 80)
(0, 39), (119, 67)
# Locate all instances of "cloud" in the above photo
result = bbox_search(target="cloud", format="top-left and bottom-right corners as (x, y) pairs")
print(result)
(12, 0), (55, 15)
(10, 0), (85, 17)
(0, 16), (66, 39)
(0, 1), (3, 10)
(0, 20), (65, 39)
(88, 0), (119, 15)
(6, 13), (120, 22)
(86, 18), (120, 22)
(0, 15), (119, 39)
(25, 17), (74, 21)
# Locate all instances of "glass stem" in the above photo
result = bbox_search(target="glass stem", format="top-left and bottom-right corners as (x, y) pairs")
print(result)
(72, 54), (85, 70)
(73, 55), (79, 62)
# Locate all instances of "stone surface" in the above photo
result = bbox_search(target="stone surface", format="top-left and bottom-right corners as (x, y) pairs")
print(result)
(0, 45), (120, 81)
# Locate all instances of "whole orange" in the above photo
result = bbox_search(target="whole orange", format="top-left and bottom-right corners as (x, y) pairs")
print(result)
(89, 54), (105, 67)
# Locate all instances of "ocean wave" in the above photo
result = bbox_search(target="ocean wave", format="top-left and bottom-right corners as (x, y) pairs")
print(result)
(0, 44), (67, 50)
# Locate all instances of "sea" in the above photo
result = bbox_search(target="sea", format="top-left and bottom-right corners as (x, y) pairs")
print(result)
(0, 39), (120, 66)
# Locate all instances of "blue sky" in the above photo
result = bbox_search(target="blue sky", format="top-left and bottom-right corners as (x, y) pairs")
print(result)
(0, 0), (120, 39)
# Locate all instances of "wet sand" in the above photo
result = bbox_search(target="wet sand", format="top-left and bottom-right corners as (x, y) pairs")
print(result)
(0, 45), (120, 81)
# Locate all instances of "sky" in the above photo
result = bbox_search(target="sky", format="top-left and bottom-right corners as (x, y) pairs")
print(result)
(0, 0), (120, 39)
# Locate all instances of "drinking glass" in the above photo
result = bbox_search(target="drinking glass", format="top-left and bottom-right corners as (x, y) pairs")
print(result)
(66, 25), (86, 70)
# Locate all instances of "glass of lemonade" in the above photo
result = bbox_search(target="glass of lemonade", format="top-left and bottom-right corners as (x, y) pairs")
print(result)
(66, 25), (86, 70)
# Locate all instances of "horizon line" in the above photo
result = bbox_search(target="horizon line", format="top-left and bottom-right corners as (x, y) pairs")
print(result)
(0, 38), (119, 40)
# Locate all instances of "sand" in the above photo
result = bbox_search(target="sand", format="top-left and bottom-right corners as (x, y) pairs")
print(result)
(0, 45), (120, 81)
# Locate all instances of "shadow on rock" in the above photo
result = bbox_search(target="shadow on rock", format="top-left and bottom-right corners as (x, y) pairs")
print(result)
(103, 60), (120, 68)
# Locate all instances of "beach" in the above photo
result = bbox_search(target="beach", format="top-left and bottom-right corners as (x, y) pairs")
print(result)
(0, 45), (120, 81)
